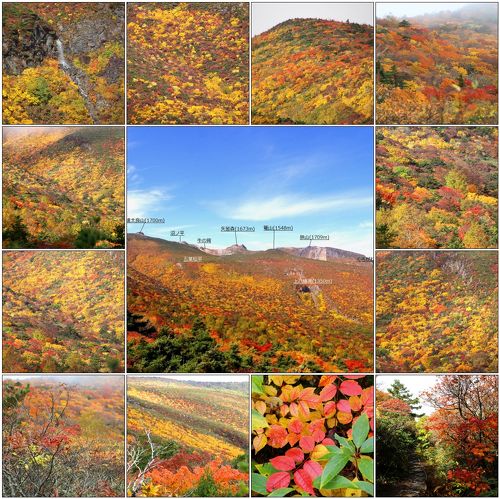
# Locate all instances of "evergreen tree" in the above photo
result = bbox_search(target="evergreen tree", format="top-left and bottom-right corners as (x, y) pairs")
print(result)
(388, 379), (423, 415)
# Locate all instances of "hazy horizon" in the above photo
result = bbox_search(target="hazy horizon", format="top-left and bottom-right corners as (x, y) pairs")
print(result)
(252, 3), (373, 35)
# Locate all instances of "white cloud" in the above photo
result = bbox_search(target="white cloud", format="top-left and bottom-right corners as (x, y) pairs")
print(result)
(127, 164), (141, 184)
(207, 193), (372, 221)
(358, 220), (374, 229)
(127, 189), (173, 218)
(326, 227), (373, 257)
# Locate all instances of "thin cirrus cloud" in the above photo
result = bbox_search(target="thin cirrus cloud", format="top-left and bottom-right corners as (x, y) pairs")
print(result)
(207, 192), (372, 221)
(127, 188), (173, 218)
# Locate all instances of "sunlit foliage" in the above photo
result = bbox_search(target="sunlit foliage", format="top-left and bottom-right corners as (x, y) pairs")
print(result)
(3, 251), (125, 373)
(127, 377), (248, 496)
(376, 251), (498, 373)
(252, 18), (373, 124)
(376, 127), (498, 249)
(127, 2), (249, 124)
(3, 127), (125, 249)
(127, 235), (373, 373)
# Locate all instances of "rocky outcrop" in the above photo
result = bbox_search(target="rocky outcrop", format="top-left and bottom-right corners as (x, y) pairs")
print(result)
(55, 3), (124, 56)
(2, 10), (57, 75)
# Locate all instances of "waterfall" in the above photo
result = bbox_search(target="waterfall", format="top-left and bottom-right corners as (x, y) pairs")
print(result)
(56, 39), (70, 70)
(55, 38), (96, 122)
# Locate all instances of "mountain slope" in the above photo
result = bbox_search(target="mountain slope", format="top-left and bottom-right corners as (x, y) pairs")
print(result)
(127, 376), (248, 496)
(3, 251), (125, 373)
(376, 6), (498, 124)
(127, 234), (373, 373)
(252, 18), (373, 124)
(3, 127), (125, 249)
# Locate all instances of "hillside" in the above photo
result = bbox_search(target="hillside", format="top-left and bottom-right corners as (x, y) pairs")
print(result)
(3, 376), (124, 497)
(127, 233), (373, 373)
(376, 6), (498, 124)
(3, 251), (125, 373)
(252, 18), (373, 124)
(2, 2), (124, 124)
(3, 127), (125, 249)
(127, 2), (249, 124)
(127, 376), (248, 496)
(376, 251), (498, 373)
(376, 126), (498, 248)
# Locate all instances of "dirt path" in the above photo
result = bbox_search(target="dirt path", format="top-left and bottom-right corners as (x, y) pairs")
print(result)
(378, 456), (428, 497)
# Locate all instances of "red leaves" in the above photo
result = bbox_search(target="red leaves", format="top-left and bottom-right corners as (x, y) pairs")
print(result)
(319, 383), (337, 402)
(288, 419), (304, 434)
(337, 399), (351, 413)
(270, 455), (295, 471)
(285, 447), (304, 463)
(299, 435), (315, 452)
(303, 460), (323, 479)
(339, 380), (362, 396)
(266, 472), (291, 492)
(294, 468), (315, 495)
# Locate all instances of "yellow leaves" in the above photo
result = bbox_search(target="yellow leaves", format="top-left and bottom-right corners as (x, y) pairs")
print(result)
(255, 400), (267, 415)
(310, 444), (329, 461)
(269, 375), (301, 387)
(253, 433), (267, 453)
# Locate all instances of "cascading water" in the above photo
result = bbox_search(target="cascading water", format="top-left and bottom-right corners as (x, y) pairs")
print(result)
(55, 39), (70, 70)
(55, 38), (95, 120)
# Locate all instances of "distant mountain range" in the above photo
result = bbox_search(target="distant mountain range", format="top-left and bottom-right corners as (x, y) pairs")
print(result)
(129, 233), (370, 261)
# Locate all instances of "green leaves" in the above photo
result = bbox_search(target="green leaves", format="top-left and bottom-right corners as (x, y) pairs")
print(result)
(352, 413), (370, 448)
(252, 375), (265, 395)
(360, 436), (374, 454)
(252, 409), (268, 431)
(358, 456), (374, 482)
(252, 473), (267, 495)
(319, 446), (352, 489)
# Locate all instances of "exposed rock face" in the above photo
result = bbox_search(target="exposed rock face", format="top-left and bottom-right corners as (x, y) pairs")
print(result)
(3, 12), (57, 75)
(56, 3), (124, 56)
(279, 246), (366, 261)
(201, 244), (249, 256)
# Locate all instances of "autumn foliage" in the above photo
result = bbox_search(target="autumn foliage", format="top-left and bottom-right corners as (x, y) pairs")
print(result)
(422, 376), (498, 496)
(376, 251), (498, 373)
(376, 126), (498, 249)
(252, 375), (374, 497)
(127, 377), (248, 496)
(127, 234), (373, 373)
(3, 126), (125, 249)
(2, 2), (125, 124)
(3, 251), (125, 373)
(2, 377), (125, 497)
(377, 376), (498, 497)
(252, 18), (373, 124)
(127, 2), (249, 124)
(376, 7), (498, 124)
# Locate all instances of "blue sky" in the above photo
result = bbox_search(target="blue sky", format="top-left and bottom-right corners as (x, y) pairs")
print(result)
(127, 127), (373, 256)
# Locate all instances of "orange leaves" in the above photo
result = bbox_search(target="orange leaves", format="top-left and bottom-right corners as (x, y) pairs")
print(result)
(267, 425), (288, 448)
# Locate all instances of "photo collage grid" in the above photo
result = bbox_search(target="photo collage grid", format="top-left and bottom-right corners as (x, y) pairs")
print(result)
(1, 1), (498, 498)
